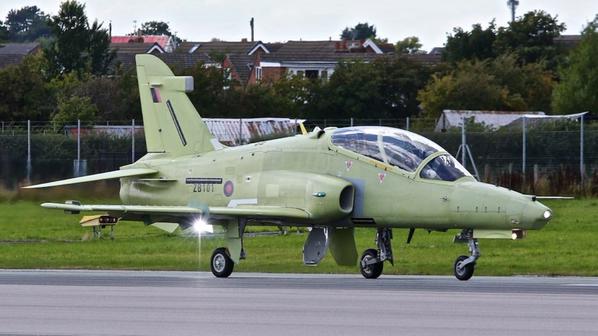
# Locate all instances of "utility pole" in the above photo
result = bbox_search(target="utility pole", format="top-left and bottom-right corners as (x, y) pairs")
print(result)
(250, 17), (255, 42)
(507, 0), (519, 23)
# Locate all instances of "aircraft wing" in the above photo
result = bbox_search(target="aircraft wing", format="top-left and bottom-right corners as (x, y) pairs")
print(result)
(41, 202), (310, 222)
(23, 169), (159, 189)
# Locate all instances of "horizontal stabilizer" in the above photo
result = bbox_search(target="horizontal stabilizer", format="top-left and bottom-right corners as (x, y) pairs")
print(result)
(23, 168), (158, 189)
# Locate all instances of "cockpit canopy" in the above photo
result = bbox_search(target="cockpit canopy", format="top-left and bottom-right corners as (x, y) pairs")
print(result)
(331, 127), (471, 182)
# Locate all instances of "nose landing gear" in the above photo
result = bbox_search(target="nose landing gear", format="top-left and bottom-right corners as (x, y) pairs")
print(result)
(359, 228), (393, 279)
(453, 229), (480, 281)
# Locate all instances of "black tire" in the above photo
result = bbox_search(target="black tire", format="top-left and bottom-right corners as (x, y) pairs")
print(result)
(454, 255), (475, 281)
(360, 249), (383, 279)
(211, 247), (234, 278)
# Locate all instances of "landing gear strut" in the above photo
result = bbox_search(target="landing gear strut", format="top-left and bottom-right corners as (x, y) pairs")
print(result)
(453, 229), (480, 281)
(360, 228), (393, 279)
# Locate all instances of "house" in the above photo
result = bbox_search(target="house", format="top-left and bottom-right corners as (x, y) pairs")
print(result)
(179, 40), (259, 83)
(0, 42), (40, 69)
(111, 42), (165, 71)
(250, 39), (387, 84)
(553, 35), (582, 50)
(110, 37), (442, 83)
(111, 35), (177, 52)
(175, 38), (394, 85)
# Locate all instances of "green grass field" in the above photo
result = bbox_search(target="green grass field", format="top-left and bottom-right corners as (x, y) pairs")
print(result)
(0, 198), (596, 276)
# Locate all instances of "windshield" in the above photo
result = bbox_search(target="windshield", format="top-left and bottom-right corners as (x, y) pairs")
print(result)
(381, 130), (442, 172)
(420, 155), (471, 181)
(331, 127), (443, 172)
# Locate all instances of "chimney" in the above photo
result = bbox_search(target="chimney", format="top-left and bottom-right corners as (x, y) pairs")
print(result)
(241, 38), (248, 43)
(250, 17), (255, 42)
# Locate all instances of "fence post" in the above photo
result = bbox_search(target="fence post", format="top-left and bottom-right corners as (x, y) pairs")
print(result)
(131, 119), (135, 162)
(26, 120), (31, 183)
(77, 119), (81, 163)
(522, 117), (526, 175)
(406, 117), (410, 131)
(461, 119), (466, 165)
(350, 117), (354, 127)
(73, 119), (81, 177)
(239, 118), (243, 145)
(580, 114), (585, 186)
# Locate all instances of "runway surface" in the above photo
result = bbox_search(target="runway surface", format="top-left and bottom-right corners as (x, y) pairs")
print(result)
(1, 270), (597, 336)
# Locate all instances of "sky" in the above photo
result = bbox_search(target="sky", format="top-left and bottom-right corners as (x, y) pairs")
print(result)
(1, 0), (597, 50)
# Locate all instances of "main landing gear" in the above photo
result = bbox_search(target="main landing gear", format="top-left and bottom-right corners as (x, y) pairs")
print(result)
(210, 219), (246, 278)
(360, 228), (393, 279)
(453, 229), (480, 281)
(210, 247), (234, 278)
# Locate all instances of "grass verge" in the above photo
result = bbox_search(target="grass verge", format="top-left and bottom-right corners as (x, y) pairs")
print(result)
(0, 198), (596, 275)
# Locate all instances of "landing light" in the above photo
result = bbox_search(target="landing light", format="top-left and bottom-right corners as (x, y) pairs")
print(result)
(192, 218), (213, 234)
(543, 210), (552, 220)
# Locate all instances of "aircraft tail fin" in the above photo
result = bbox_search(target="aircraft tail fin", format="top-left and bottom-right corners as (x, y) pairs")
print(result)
(136, 54), (218, 157)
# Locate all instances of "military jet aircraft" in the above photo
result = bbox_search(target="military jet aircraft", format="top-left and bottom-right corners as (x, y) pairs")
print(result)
(26, 55), (553, 280)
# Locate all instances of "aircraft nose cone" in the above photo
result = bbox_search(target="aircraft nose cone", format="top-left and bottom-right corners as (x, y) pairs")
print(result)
(521, 201), (552, 229)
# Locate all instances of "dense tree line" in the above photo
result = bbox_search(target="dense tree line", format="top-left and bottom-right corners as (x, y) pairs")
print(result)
(0, 4), (596, 127)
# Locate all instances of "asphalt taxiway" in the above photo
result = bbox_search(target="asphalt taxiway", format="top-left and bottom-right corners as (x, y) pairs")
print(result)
(0, 270), (597, 336)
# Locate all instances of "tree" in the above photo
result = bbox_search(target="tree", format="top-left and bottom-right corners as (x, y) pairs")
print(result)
(443, 21), (497, 62)
(311, 57), (430, 119)
(418, 55), (555, 118)
(179, 62), (233, 117)
(0, 21), (8, 42)
(4, 5), (51, 42)
(44, 1), (114, 76)
(395, 36), (423, 54)
(340, 23), (376, 40)
(552, 21), (598, 114)
(88, 20), (115, 75)
(51, 95), (97, 130)
(494, 10), (566, 66)
(0, 53), (54, 121)
(444, 12), (566, 67)
(139, 21), (172, 36)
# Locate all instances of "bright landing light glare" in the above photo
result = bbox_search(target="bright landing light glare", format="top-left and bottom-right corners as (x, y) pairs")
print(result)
(543, 210), (552, 220)
(192, 218), (213, 234)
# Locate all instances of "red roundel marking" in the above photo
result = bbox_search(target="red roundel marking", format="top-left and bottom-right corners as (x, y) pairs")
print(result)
(223, 180), (234, 197)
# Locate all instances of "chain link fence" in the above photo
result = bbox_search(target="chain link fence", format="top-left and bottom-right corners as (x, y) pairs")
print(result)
(1, 118), (597, 195)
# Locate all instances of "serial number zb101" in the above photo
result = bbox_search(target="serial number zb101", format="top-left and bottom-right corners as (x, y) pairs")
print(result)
(192, 184), (215, 193)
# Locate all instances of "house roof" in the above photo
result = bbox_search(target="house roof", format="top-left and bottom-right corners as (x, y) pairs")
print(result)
(227, 53), (253, 83)
(0, 43), (40, 69)
(157, 53), (215, 70)
(178, 41), (257, 55)
(111, 42), (163, 54)
(554, 35), (582, 49)
(0, 54), (26, 68)
(0, 42), (39, 55)
(429, 47), (445, 56)
(111, 35), (172, 49)
(261, 40), (382, 63)
(404, 53), (442, 65)
(111, 42), (165, 72)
